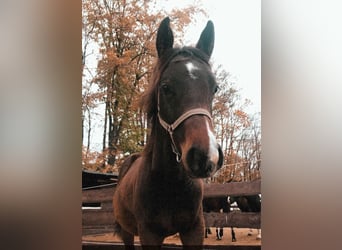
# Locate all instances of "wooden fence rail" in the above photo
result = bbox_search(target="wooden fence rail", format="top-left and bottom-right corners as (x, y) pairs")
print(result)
(82, 180), (261, 236)
(82, 180), (261, 203)
(203, 180), (261, 197)
(83, 242), (261, 250)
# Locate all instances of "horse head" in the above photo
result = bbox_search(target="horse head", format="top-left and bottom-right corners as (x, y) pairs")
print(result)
(153, 17), (223, 178)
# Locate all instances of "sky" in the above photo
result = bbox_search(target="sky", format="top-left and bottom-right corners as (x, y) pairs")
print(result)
(158, 0), (261, 114)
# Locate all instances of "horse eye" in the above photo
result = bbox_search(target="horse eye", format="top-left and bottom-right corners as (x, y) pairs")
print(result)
(161, 83), (172, 95)
(214, 86), (220, 94)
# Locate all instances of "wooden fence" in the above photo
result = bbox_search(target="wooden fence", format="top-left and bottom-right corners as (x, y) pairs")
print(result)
(82, 242), (261, 250)
(82, 179), (261, 249)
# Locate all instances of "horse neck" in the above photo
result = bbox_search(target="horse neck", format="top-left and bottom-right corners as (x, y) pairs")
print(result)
(143, 120), (202, 193)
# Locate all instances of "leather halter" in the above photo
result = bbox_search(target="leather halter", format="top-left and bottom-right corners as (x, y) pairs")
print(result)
(157, 96), (213, 162)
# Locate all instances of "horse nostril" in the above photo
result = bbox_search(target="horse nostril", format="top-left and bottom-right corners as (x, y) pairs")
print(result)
(207, 161), (215, 172)
(186, 146), (218, 177)
(186, 147), (206, 172)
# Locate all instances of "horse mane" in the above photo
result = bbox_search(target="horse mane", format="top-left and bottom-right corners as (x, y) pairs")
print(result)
(140, 47), (210, 156)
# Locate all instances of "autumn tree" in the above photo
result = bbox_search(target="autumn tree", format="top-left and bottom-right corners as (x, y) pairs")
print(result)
(211, 65), (261, 183)
(239, 113), (261, 181)
(82, 0), (102, 158)
(82, 0), (204, 169)
(213, 65), (251, 161)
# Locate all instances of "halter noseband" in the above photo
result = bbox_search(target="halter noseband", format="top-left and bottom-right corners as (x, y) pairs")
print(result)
(157, 107), (213, 162)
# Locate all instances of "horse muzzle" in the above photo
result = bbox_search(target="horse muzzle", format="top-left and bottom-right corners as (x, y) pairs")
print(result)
(184, 143), (223, 178)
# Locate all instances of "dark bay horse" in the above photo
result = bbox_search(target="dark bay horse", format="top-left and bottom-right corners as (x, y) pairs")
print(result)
(113, 17), (223, 249)
(228, 194), (262, 240)
(203, 194), (261, 242)
(202, 196), (236, 242)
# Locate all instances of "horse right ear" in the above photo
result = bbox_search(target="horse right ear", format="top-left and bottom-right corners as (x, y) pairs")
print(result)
(156, 17), (174, 58)
(196, 20), (215, 58)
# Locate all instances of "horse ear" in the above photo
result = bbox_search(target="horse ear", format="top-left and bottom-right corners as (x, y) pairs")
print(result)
(156, 17), (174, 58)
(196, 20), (215, 58)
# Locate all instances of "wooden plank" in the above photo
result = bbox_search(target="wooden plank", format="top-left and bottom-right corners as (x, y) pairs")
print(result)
(101, 201), (114, 209)
(203, 180), (261, 197)
(82, 225), (115, 235)
(82, 210), (260, 229)
(83, 183), (117, 191)
(82, 242), (261, 250)
(82, 181), (261, 203)
(204, 212), (260, 229)
(82, 170), (118, 188)
(83, 209), (114, 226)
(82, 185), (116, 203)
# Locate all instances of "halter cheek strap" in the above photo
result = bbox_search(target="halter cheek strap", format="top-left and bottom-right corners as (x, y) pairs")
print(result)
(157, 108), (213, 162)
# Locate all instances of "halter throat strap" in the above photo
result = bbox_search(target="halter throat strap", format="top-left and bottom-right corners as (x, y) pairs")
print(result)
(157, 108), (213, 162)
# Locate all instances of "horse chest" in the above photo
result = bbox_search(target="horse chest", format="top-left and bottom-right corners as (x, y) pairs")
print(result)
(148, 208), (198, 236)
(142, 179), (201, 210)
(138, 181), (202, 234)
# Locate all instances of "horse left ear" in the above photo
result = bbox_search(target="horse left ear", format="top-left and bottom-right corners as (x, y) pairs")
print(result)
(156, 17), (174, 58)
(196, 21), (215, 58)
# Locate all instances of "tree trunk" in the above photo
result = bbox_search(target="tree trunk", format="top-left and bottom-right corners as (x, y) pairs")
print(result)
(107, 100), (117, 166)
(87, 107), (91, 152)
(103, 101), (108, 152)
(82, 112), (84, 147)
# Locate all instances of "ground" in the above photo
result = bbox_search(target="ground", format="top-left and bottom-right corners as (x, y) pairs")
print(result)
(82, 227), (261, 246)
